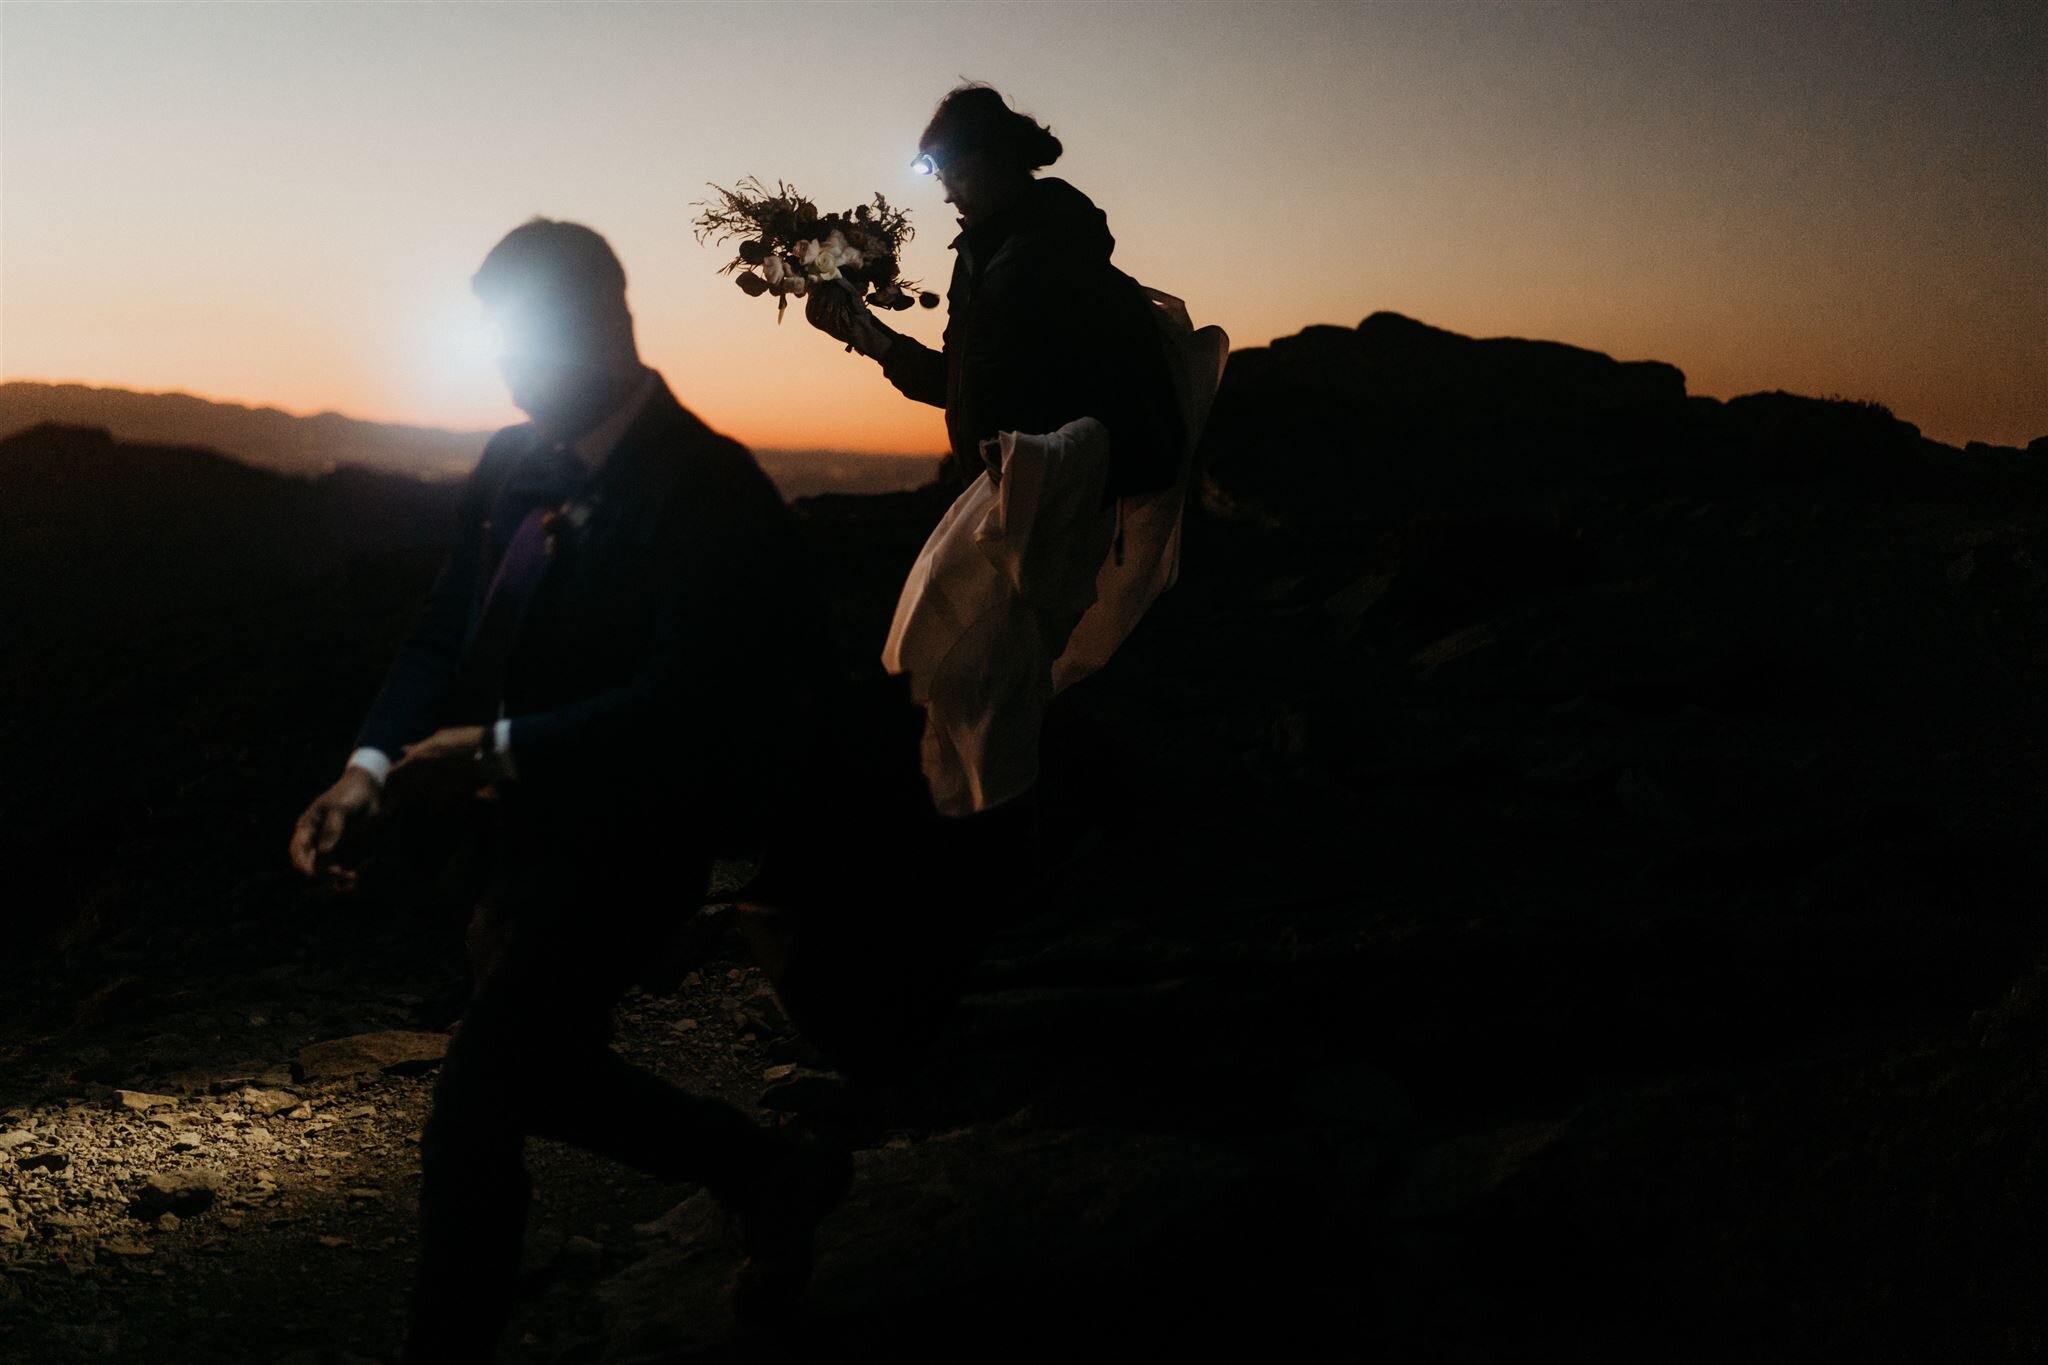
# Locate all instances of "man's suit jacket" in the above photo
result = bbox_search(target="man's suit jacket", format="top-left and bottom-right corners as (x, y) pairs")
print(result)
(354, 374), (829, 887)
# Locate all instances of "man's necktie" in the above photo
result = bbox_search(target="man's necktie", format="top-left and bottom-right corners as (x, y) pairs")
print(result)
(467, 441), (587, 701)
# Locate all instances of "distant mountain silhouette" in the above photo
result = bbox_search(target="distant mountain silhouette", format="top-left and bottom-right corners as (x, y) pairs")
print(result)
(0, 382), (940, 499)
(0, 382), (488, 481)
(751, 447), (942, 500)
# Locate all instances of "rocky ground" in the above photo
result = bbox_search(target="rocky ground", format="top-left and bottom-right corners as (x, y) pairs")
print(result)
(0, 927), (837, 1364)
(7, 314), (2048, 1361)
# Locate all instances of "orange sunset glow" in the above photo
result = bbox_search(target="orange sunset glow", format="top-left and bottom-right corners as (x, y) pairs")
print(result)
(2, 1), (2043, 454)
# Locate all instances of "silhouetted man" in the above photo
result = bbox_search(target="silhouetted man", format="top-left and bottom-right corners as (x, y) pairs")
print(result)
(289, 218), (848, 1360)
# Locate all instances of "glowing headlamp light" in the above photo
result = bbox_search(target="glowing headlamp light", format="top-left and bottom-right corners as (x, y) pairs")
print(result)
(910, 152), (938, 176)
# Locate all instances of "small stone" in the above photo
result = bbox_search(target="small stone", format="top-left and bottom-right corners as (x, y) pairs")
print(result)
(101, 1237), (153, 1257)
(170, 1135), (204, 1153)
(295, 1031), (449, 1081)
(758, 1069), (849, 1115)
(237, 1176), (279, 1207)
(285, 1106), (313, 1122)
(0, 1131), (32, 1151)
(317, 1235), (351, 1248)
(671, 1018), (699, 1033)
(345, 1187), (384, 1202)
(112, 1090), (177, 1112)
(563, 1235), (602, 1259)
(156, 1213), (181, 1232)
(761, 1064), (798, 1082)
(128, 1169), (224, 1220)
(240, 1088), (301, 1117)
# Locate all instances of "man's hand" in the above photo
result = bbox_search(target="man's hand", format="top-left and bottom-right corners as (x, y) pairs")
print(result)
(804, 285), (892, 358)
(385, 725), (489, 814)
(290, 766), (383, 882)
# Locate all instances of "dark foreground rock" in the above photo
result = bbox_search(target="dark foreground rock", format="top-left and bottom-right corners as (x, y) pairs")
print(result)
(597, 1126), (1288, 1358)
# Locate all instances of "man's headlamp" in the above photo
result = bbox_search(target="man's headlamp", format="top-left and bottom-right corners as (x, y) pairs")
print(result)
(910, 152), (938, 177)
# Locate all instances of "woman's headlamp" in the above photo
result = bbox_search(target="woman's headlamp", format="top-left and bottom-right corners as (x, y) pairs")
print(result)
(910, 152), (938, 177)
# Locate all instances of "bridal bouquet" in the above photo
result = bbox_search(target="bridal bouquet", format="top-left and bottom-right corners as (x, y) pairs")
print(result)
(693, 178), (941, 321)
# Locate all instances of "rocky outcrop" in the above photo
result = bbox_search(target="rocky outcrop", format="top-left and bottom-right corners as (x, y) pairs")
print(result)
(1197, 312), (1693, 523)
(1193, 312), (2006, 526)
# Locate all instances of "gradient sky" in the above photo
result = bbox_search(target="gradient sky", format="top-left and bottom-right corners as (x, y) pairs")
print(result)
(2, 1), (2042, 453)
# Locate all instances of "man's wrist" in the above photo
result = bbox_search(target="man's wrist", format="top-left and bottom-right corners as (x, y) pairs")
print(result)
(477, 718), (518, 782)
(346, 747), (392, 788)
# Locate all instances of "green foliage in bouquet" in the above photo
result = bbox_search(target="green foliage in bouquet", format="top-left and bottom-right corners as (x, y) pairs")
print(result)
(693, 177), (943, 321)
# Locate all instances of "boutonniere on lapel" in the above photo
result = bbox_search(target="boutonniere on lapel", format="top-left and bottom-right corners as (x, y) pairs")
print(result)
(541, 497), (599, 555)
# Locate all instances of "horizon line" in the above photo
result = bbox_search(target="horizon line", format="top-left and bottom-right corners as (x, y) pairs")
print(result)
(0, 375), (948, 460)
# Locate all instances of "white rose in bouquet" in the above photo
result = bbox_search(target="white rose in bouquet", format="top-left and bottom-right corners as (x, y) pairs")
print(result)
(802, 237), (844, 281)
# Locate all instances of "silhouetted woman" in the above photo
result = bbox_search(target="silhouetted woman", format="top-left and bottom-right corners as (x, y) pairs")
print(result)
(763, 85), (1205, 1077)
(807, 86), (1185, 840)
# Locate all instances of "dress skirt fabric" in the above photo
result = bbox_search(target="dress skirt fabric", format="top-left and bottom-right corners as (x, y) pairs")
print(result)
(882, 417), (1115, 818)
(882, 290), (1229, 819)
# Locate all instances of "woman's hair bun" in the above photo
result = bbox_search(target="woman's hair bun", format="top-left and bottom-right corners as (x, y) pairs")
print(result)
(920, 84), (1063, 171)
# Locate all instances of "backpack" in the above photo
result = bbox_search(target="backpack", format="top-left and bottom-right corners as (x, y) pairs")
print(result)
(1051, 288), (1228, 693)
(1098, 268), (1197, 499)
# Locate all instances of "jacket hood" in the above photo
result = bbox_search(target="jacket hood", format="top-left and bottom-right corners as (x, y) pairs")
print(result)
(954, 176), (1115, 263)
(1023, 177), (1115, 259)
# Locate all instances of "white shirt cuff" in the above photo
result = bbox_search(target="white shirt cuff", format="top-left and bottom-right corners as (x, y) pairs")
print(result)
(346, 747), (392, 787)
(481, 718), (518, 782)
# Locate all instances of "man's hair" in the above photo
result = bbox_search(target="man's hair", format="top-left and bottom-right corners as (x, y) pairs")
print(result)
(919, 83), (1062, 173)
(472, 218), (628, 309)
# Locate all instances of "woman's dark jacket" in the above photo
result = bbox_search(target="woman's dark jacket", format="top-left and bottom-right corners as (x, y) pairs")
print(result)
(879, 177), (1183, 497)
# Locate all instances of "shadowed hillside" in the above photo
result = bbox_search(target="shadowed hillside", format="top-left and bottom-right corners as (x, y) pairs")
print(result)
(6, 315), (2048, 1362)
